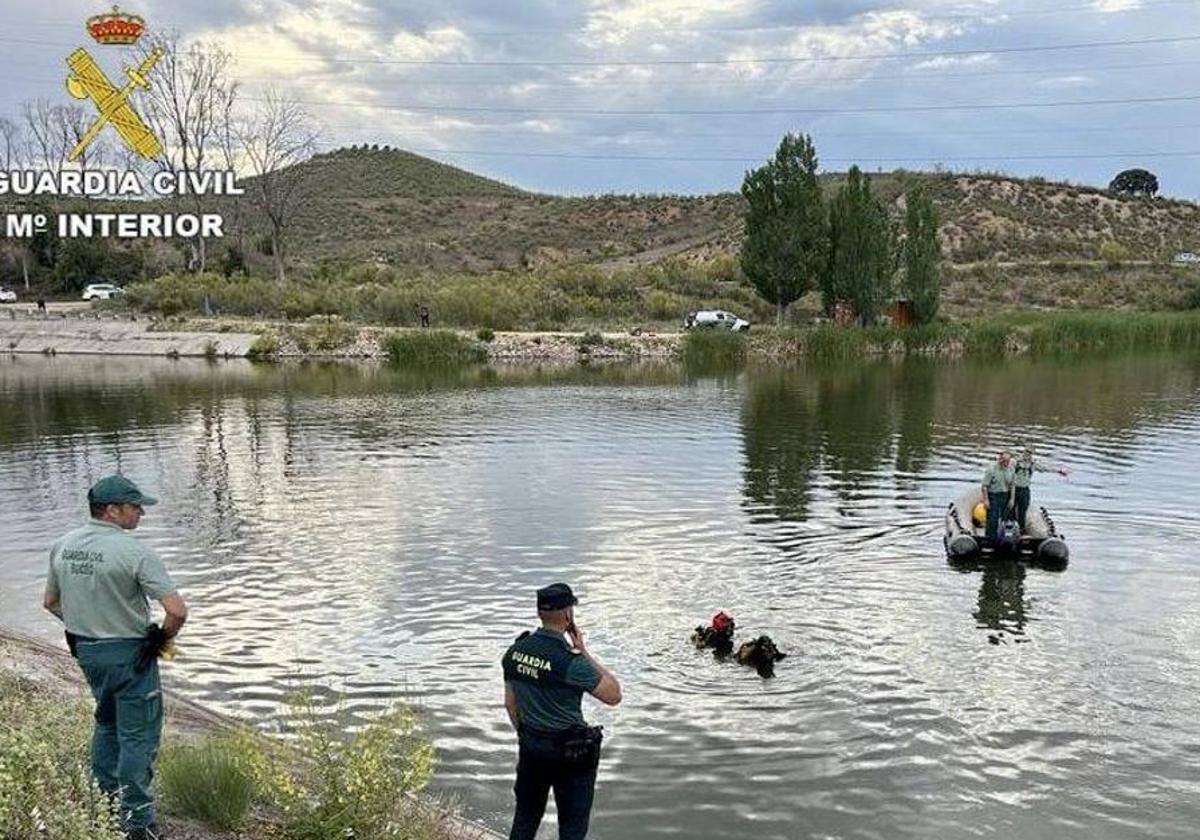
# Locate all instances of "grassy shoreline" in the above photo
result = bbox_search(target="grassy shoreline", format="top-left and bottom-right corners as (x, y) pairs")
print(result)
(0, 629), (500, 840)
(7, 308), (1200, 364)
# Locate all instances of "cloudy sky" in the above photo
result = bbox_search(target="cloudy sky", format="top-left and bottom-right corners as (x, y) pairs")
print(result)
(3, 0), (1199, 196)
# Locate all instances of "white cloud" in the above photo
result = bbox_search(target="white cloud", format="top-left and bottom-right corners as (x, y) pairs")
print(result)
(723, 10), (966, 88)
(1036, 74), (1095, 88)
(1092, 0), (1142, 11)
(581, 0), (757, 46)
(389, 27), (469, 61)
(911, 53), (995, 71)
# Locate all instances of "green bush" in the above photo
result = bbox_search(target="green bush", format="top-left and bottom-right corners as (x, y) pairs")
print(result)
(476, 327), (496, 342)
(275, 697), (440, 840)
(382, 329), (486, 366)
(299, 315), (358, 351)
(248, 331), (281, 359)
(578, 331), (605, 348)
(0, 674), (124, 840)
(158, 733), (259, 831)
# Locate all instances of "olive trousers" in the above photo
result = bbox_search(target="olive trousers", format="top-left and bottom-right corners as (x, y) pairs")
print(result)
(1015, 486), (1032, 531)
(75, 637), (163, 832)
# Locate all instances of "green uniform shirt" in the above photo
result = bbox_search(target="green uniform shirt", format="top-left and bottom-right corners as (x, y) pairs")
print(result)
(503, 628), (601, 732)
(982, 463), (1015, 494)
(1013, 456), (1041, 488)
(45, 519), (177, 639)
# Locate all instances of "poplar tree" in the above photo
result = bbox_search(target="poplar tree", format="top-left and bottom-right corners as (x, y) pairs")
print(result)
(740, 133), (828, 325)
(903, 188), (941, 325)
(824, 166), (892, 326)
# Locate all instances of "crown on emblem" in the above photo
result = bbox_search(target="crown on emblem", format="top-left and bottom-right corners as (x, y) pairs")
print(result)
(87, 5), (146, 46)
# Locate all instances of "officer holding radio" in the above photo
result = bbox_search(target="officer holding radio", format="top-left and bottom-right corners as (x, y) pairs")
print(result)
(502, 583), (622, 840)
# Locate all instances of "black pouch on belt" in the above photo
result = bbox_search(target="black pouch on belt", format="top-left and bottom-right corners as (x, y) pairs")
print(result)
(560, 725), (604, 768)
(64, 631), (79, 659)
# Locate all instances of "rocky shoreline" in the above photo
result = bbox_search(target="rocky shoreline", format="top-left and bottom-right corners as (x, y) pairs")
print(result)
(1, 312), (681, 361)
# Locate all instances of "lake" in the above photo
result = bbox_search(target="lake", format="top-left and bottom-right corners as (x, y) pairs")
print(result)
(1, 352), (1198, 839)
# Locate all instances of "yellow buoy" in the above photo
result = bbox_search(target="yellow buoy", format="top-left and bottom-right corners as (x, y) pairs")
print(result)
(972, 502), (987, 526)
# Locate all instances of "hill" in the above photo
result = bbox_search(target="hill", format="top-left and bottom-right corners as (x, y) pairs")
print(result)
(229, 148), (1200, 275)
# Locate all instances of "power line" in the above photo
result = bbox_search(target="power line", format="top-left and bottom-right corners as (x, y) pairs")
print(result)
(3, 0), (1192, 36)
(9, 55), (1200, 89)
(1, 32), (1198, 67)
(238, 91), (1200, 116)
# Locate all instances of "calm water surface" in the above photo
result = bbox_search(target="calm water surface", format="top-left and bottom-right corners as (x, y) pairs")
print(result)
(1, 353), (1199, 839)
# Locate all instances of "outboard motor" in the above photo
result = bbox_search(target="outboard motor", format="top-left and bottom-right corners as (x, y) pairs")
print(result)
(996, 519), (1021, 554)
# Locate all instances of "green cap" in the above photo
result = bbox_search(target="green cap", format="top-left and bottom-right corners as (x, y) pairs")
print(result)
(88, 475), (158, 507)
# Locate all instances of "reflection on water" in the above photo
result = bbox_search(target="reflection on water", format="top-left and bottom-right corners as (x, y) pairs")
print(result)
(2, 353), (1200, 840)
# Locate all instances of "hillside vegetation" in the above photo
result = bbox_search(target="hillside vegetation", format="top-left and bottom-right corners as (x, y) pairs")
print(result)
(225, 148), (1200, 273)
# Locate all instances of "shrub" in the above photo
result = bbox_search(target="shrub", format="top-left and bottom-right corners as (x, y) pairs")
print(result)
(202, 339), (219, 360)
(382, 329), (486, 366)
(1098, 239), (1128, 266)
(248, 331), (281, 359)
(578, 331), (605, 348)
(158, 733), (259, 831)
(275, 697), (439, 840)
(0, 674), (124, 840)
(476, 327), (495, 342)
(300, 315), (358, 351)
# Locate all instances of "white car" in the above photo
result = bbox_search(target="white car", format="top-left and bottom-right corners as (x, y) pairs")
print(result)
(684, 309), (751, 332)
(1173, 252), (1199, 265)
(0, 288), (16, 303)
(82, 283), (123, 301)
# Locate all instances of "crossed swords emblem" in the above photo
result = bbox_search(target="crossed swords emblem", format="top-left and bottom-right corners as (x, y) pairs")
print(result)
(65, 46), (164, 162)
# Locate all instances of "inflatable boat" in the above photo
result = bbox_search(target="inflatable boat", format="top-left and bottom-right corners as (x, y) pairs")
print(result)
(944, 487), (1069, 568)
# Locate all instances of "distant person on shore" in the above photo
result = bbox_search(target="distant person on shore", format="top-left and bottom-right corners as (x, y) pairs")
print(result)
(42, 476), (189, 840)
(37, 297), (47, 316)
(1013, 445), (1069, 532)
(981, 450), (1015, 540)
(419, 303), (431, 328)
(502, 583), (622, 840)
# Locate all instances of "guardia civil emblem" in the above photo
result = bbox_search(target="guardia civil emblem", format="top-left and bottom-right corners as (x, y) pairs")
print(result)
(65, 5), (164, 162)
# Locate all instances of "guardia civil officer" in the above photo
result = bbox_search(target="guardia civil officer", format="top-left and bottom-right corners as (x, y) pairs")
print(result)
(502, 583), (622, 840)
(981, 450), (1015, 541)
(43, 476), (189, 840)
(1013, 445), (1069, 532)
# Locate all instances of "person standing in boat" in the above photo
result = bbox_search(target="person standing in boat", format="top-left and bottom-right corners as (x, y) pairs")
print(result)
(981, 450), (1015, 541)
(1013, 445), (1069, 532)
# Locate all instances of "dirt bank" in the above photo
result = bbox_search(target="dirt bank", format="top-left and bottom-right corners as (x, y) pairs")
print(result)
(0, 627), (502, 840)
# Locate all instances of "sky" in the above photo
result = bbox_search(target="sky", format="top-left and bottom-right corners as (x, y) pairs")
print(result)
(1, 0), (1198, 197)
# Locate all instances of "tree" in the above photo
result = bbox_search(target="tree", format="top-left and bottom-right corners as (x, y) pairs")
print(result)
(0, 117), (33, 290)
(138, 34), (239, 273)
(21, 100), (69, 175)
(824, 166), (893, 326)
(1108, 168), (1158, 197)
(0, 117), (24, 169)
(902, 188), (941, 325)
(740, 133), (828, 325)
(237, 89), (318, 284)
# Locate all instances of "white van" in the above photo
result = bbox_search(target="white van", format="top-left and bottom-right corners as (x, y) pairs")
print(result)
(684, 310), (751, 332)
(82, 283), (123, 301)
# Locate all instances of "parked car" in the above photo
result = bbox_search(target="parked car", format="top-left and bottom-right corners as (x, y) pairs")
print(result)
(81, 283), (123, 301)
(1173, 252), (1199, 265)
(684, 309), (751, 332)
(0, 287), (17, 303)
